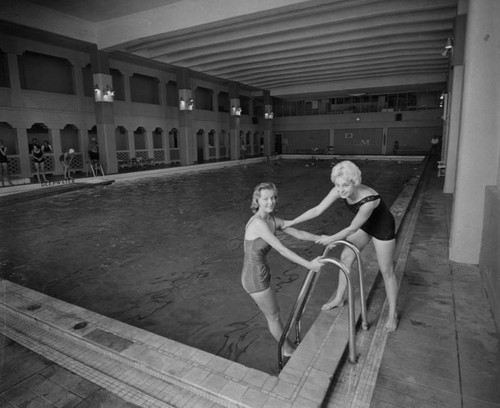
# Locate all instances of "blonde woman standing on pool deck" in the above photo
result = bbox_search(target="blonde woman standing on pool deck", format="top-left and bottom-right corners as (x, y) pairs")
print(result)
(242, 182), (323, 356)
(284, 160), (399, 331)
(59, 148), (74, 180)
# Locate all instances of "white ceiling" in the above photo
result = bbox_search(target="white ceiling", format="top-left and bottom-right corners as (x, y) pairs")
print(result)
(1, 0), (458, 99)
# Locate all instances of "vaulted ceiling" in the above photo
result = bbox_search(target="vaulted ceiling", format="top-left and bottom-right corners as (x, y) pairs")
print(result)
(0, 0), (458, 99)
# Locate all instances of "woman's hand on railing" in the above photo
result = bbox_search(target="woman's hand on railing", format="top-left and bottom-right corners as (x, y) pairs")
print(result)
(309, 256), (323, 272)
(316, 234), (335, 246)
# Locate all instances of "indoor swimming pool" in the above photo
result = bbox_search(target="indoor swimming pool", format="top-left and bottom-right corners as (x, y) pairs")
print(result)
(0, 158), (423, 374)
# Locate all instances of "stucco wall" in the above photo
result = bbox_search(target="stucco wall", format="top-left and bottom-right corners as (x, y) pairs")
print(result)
(480, 186), (500, 331)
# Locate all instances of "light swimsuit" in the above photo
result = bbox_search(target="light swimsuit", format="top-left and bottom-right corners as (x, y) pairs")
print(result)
(241, 216), (277, 293)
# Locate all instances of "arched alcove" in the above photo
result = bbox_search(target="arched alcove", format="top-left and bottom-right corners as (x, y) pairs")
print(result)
(0, 122), (20, 174)
(169, 128), (180, 163)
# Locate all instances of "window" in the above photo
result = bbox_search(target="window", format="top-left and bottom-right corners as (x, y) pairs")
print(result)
(166, 81), (178, 107)
(111, 69), (125, 101)
(0, 49), (10, 88)
(130, 73), (159, 104)
(194, 87), (213, 111)
(19, 51), (74, 94)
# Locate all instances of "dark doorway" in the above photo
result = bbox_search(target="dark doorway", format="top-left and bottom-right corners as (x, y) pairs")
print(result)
(274, 133), (282, 154)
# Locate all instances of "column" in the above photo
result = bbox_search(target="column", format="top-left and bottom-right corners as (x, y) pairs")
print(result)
(50, 128), (63, 174)
(146, 127), (154, 162)
(91, 48), (118, 174)
(449, 0), (499, 263)
(262, 90), (273, 156)
(229, 84), (240, 160)
(249, 132), (255, 156)
(212, 89), (218, 113)
(443, 13), (466, 194)
(7, 53), (22, 107)
(17, 128), (31, 177)
(128, 129), (135, 160)
(177, 68), (195, 165)
(215, 131), (220, 160)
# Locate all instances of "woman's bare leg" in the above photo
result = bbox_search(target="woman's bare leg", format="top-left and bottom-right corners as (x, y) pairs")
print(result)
(1, 163), (12, 185)
(373, 237), (398, 331)
(322, 230), (371, 310)
(35, 163), (41, 183)
(40, 162), (48, 182)
(250, 287), (294, 355)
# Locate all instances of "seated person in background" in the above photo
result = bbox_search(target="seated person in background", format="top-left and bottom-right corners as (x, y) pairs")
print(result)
(393, 140), (400, 155)
(88, 138), (99, 163)
(42, 140), (52, 153)
(28, 138), (39, 153)
(430, 136), (440, 158)
(59, 148), (75, 180)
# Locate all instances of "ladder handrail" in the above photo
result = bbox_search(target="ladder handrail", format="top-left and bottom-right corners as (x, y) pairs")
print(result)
(320, 257), (357, 364)
(278, 241), (369, 369)
(278, 267), (321, 369)
(290, 246), (333, 345)
(324, 240), (369, 331)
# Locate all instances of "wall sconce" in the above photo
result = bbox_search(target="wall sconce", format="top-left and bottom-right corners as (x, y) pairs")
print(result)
(94, 84), (114, 102)
(442, 37), (453, 57)
(264, 103), (273, 119)
(439, 93), (448, 109)
(179, 97), (194, 111)
(231, 106), (242, 116)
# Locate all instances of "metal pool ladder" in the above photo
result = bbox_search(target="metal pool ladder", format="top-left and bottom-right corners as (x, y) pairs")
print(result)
(278, 240), (369, 369)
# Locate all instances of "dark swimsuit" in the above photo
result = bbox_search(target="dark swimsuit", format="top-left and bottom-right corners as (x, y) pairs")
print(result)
(241, 216), (277, 293)
(0, 148), (7, 163)
(344, 195), (395, 241)
(32, 146), (44, 163)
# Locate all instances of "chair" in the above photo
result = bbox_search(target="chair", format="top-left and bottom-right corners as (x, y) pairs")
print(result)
(86, 160), (105, 177)
(437, 161), (446, 177)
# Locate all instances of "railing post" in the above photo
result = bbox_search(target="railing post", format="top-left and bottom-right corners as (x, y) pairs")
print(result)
(327, 240), (369, 331)
(320, 258), (357, 364)
(278, 269), (319, 369)
(278, 242), (369, 370)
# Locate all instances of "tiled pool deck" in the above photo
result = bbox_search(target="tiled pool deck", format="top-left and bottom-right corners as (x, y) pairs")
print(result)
(1, 156), (499, 407)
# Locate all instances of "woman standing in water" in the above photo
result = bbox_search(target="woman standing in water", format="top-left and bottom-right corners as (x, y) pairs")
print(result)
(242, 182), (323, 356)
(285, 160), (398, 331)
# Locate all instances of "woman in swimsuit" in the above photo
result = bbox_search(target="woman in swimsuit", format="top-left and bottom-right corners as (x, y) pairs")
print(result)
(0, 139), (13, 186)
(242, 182), (323, 356)
(59, 148), (75, 180)
(31, 142), (48, 183)
(284, 160), (398, 331)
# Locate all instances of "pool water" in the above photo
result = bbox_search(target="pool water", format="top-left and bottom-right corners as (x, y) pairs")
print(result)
(1, 158), (422, 374)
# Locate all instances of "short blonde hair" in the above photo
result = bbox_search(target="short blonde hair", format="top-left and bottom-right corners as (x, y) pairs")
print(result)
(250, 182), (278, 213)
(331, 160), (362, 186)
